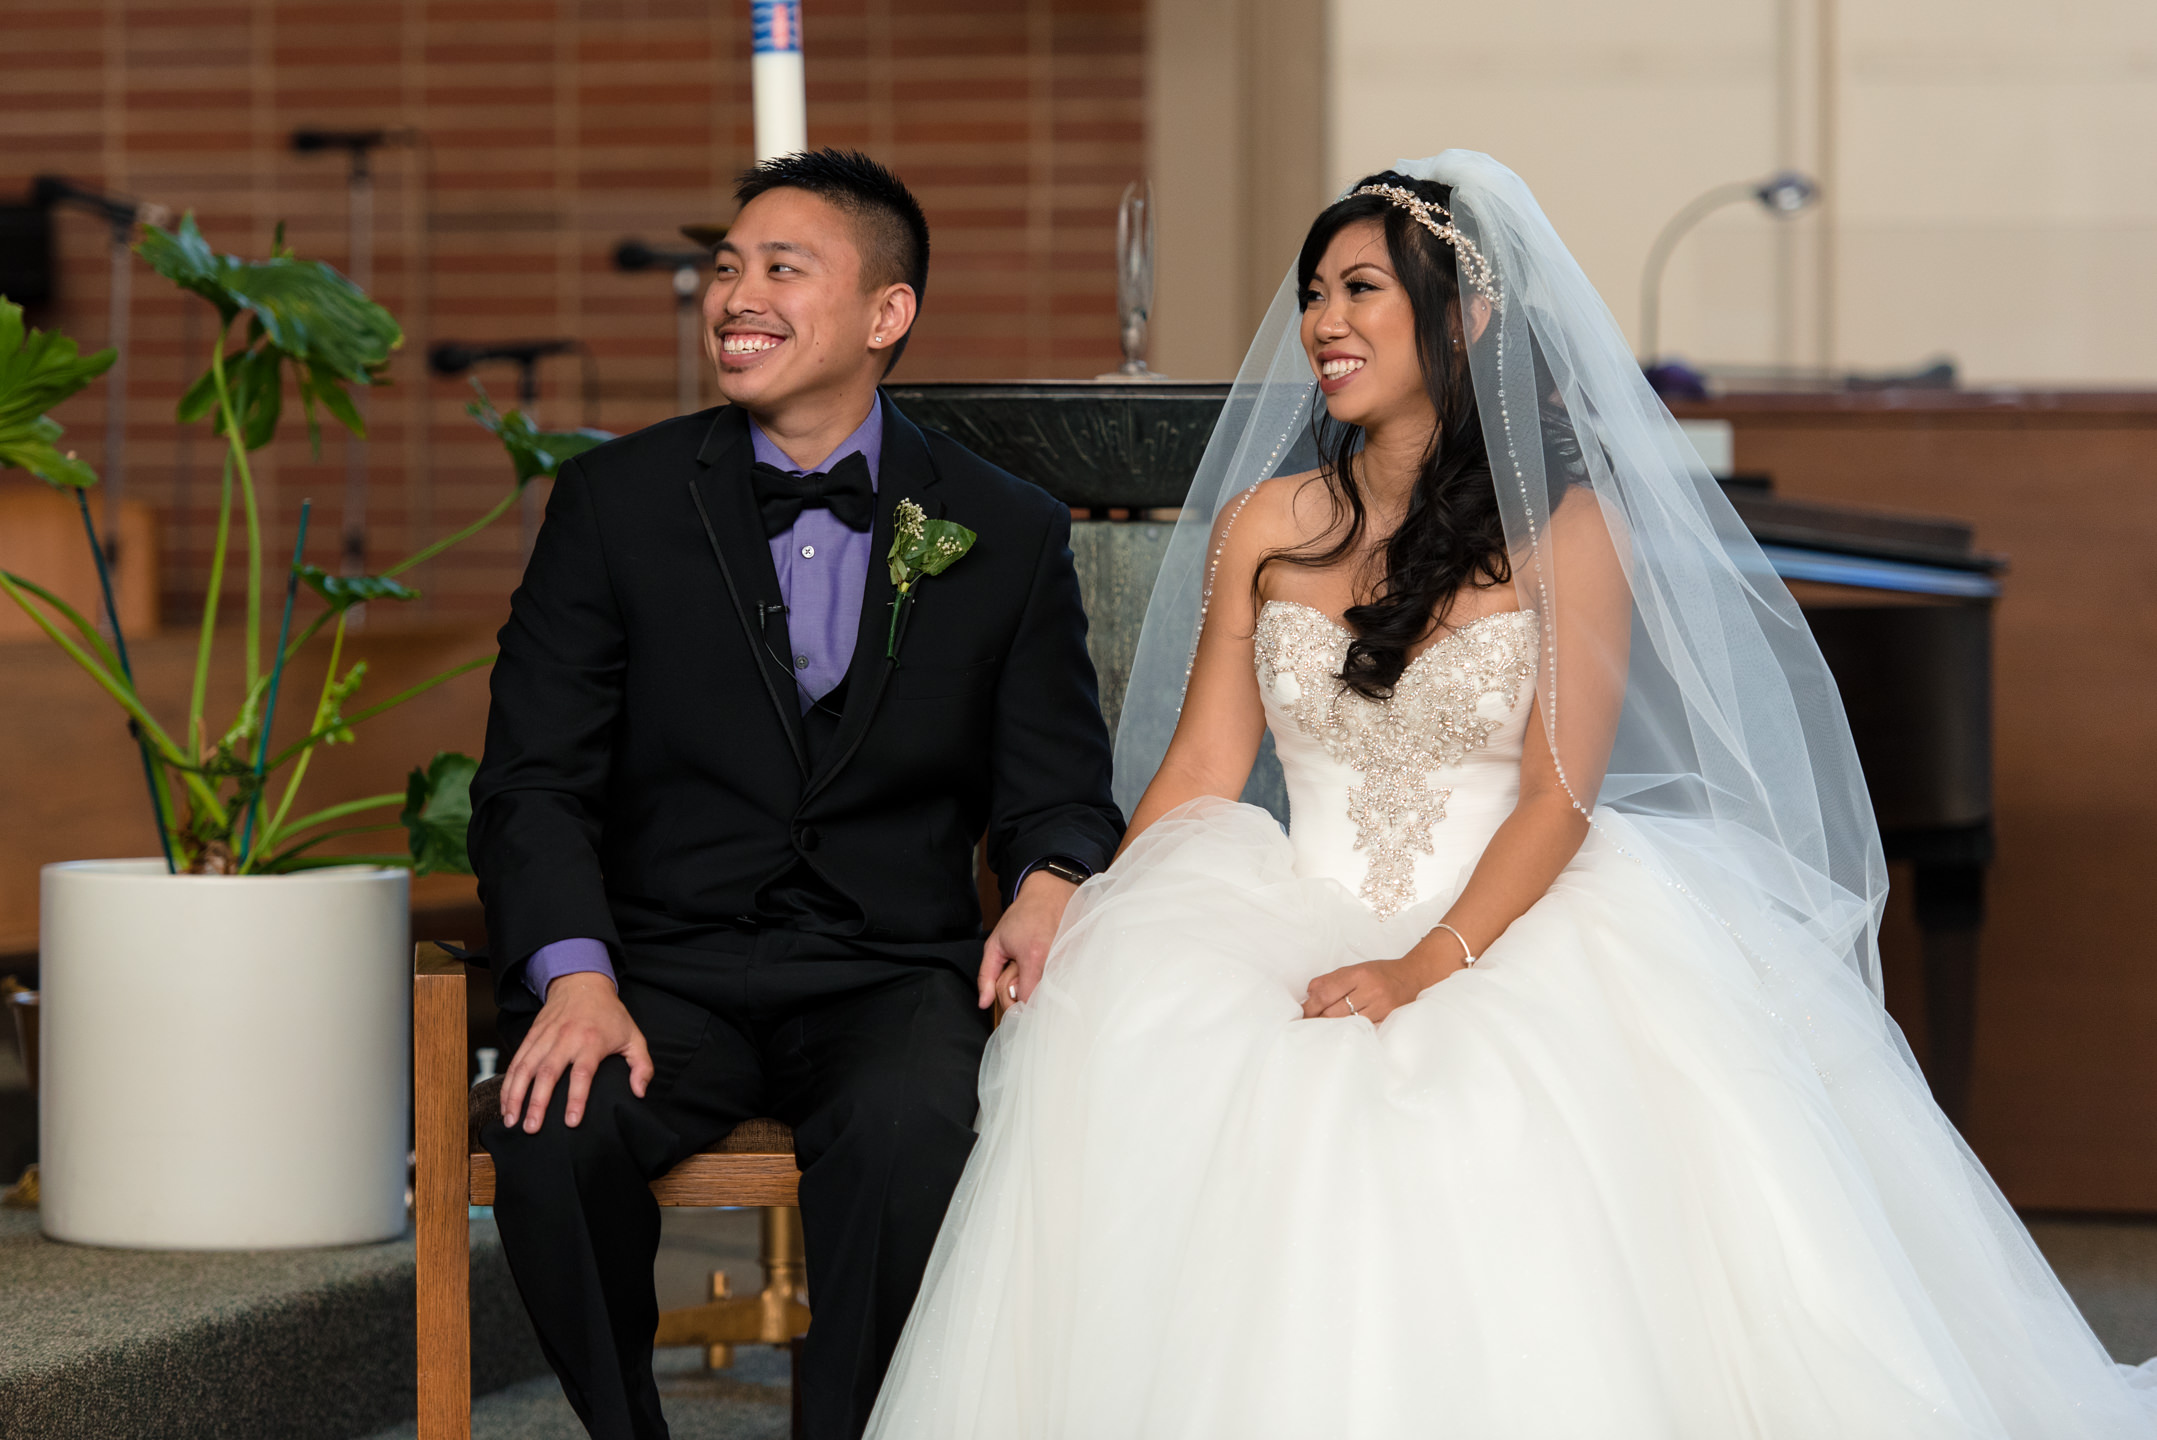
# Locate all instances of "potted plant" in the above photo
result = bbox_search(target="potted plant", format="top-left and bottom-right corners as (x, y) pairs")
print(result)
(0, 218), (604, 1249)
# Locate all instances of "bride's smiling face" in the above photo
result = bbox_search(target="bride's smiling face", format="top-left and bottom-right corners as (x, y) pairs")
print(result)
(1298, 219), (1432, 434)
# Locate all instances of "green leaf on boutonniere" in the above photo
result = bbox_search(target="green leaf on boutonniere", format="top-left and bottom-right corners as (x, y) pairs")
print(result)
(886, 497), (977, 658)
(887, 497), (977, 587)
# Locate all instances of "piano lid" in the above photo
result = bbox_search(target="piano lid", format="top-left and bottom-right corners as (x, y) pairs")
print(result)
(1720, 482), (2007, 600)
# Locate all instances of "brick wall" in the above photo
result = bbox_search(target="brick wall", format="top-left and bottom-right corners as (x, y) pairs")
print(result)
(0, 0), (1144, 618)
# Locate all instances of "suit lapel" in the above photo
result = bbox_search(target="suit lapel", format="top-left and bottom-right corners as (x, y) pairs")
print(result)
(689, 406), (810, 774)
(803, 393), (940, 804)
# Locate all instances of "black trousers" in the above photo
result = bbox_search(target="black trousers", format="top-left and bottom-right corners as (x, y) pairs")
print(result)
(484, 930), (991, 1440)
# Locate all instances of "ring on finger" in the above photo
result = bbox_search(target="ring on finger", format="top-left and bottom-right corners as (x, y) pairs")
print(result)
(1343, 995), (1359, 1016)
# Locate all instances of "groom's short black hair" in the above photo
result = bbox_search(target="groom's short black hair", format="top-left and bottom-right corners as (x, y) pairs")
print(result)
(736, 149), (930, 369)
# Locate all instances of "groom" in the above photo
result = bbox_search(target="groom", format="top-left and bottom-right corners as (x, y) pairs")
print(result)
(470, 149), (1122, 1440)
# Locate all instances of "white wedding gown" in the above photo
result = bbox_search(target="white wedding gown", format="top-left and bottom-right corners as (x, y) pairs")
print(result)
(867, 600), (2157, 1438)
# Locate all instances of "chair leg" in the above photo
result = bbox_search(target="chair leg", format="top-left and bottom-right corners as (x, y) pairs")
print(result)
(655, 1202), (811, 1430)
(654, 1203), (812, 1351)
(415, 944), (474, 1440)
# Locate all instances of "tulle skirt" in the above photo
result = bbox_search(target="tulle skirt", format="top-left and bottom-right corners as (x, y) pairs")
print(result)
(867, 799), (2156, 1438)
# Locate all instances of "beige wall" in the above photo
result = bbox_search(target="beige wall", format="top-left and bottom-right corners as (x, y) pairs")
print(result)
(1146, 0), (1328, 379)
(1272, 0), (2157, 387)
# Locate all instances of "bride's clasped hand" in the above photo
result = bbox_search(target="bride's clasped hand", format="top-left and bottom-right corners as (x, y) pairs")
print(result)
(1301, 928), (1471, 1022)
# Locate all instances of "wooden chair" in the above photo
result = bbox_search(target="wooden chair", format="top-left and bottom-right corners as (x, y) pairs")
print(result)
(413, 941), (811, 1439)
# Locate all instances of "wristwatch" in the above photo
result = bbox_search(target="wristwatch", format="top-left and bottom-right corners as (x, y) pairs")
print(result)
(1031, 855), (1093, 887)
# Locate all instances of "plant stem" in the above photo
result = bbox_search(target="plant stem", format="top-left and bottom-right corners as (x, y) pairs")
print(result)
(256, 821), (406, 872)
(262, 791), (403, 849)
(189, 449), (235, 760)
(276, 853), (411, 872)
(73, 489), (176, 874)
(262, 610), (346, 845)
(382, 484), (520, 579)
(0, 571), (225, 824)
(280, 607), (333, 665)
(240, 500), (310, 869)
(885, 587), (911, 659)
(205, 335), (266, 696)
(1, 570), (124, 675)
(263, 652), (493, 771)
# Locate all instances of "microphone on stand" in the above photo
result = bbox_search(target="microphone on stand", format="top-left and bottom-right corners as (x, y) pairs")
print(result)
(429, 338), (595, 557)
(31, 175), (171, 555)
(428, 339), (580, 377)
(291, 127), (419, 157)
(613, 239), (714, 274)
(288, 128), (419, 577)
(614, 241), (716, 417)
(31, 175), (167, 231)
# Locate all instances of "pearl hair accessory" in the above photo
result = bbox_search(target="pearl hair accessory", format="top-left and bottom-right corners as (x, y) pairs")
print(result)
(1352, 183), (1502, 307)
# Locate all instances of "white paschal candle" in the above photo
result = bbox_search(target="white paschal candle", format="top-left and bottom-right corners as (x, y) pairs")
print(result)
(752, 0), (807, 162)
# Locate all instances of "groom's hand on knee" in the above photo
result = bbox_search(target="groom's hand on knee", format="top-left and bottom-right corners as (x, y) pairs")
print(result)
(499, 972), (654, 1134)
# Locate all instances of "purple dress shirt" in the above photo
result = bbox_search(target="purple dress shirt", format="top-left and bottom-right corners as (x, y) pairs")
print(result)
(521, 404), (883, 997)
(756, 404), (882, 711)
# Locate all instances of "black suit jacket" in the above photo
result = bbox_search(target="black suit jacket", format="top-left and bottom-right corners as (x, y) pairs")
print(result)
(470, 394), (1123, 994)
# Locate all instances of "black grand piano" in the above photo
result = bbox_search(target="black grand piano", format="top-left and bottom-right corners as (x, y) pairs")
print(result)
(888, 381), (2004, 1125)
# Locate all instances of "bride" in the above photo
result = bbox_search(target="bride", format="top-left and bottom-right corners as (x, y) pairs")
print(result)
(866, 152), (2157, 1437)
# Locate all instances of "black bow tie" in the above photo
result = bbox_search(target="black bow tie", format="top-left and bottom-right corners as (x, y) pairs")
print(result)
(750, 451), (875, 537)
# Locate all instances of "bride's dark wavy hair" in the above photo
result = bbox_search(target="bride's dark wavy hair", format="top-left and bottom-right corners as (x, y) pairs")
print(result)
(1263, 170), (1510, 700)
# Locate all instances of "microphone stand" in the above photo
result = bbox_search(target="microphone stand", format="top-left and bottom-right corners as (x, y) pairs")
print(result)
(341, 145), (374, 585)
(291, 128), (419, 587)
(31, 177), (166, 564)
(102, 210), (130, 562)
(614, 240), (713, 417)
(427, 338), (582, 557)
(674, 265), (702, 417)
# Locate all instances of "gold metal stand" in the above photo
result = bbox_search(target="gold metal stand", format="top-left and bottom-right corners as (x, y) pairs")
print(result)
(3, 978), (36, 1209)
(654, 1205), (812, 1367)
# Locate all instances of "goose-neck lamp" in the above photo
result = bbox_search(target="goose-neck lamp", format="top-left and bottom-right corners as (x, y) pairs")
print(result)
(1639, 171), (1817, 366)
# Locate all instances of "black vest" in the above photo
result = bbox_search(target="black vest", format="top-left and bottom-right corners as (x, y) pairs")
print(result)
(753, 672), (859, 930)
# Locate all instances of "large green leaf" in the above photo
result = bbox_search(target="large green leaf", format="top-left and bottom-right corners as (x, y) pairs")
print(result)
(140, 215), (401, 453)
(401, 751), (478, 876)
(136, 214), (240, 323)
(466, 384), (611, 486)
(0, 297), (117, 488)
(295, 563), (420, 613)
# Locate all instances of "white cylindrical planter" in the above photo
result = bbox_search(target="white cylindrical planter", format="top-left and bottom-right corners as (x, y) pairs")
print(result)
(39, 860), (410, 1249)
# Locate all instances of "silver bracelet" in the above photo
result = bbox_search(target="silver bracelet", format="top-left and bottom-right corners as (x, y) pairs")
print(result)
(1432, 921), (1477, 967)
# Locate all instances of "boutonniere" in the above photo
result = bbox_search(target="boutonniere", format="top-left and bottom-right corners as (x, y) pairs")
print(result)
(886, 497), (978, 659)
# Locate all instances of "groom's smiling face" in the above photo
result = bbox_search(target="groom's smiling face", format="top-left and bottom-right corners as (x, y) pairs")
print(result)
(704, 187), (912, 420)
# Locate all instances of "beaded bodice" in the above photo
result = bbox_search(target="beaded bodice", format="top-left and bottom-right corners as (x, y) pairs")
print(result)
(1254, 601), (1539, 918)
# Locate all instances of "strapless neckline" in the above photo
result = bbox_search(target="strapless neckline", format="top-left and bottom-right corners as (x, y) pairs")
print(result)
(1252, 602), (1540, 917)
(1257, 600), (1534, 683)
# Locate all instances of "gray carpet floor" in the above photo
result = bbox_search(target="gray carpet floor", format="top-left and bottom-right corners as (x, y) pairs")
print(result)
(360, 1345), (793, 1440)
(0, 1205), (547, 1439)
(2028, 1214), (2157, 1364)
